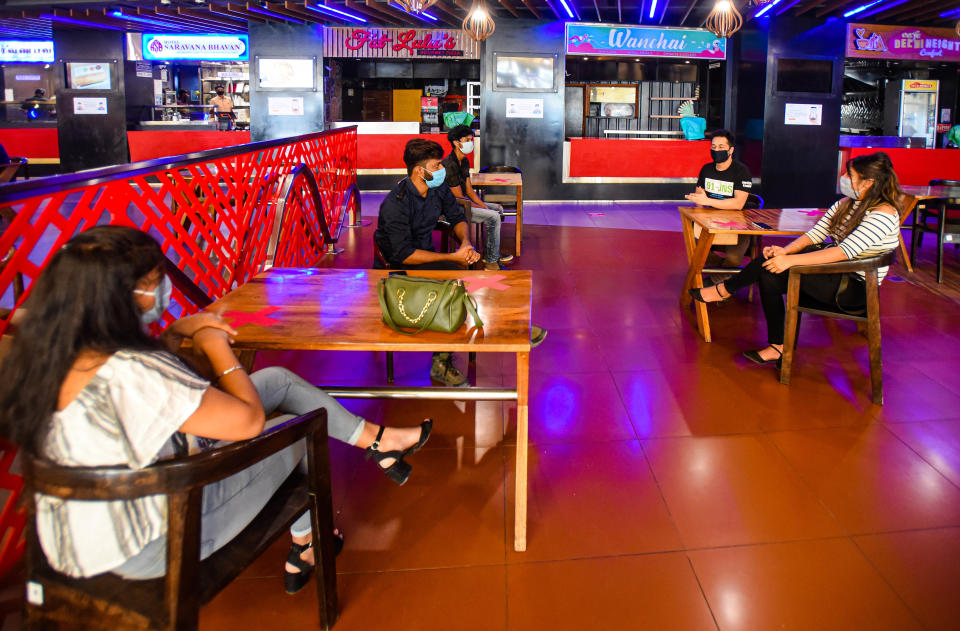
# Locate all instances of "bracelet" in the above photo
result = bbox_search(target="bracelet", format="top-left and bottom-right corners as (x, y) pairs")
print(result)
(216, 365), (244, 380)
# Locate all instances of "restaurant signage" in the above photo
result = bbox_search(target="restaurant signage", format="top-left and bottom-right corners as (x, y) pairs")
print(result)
(322, 27), (480, 59)
(565, 23), (726, 60)
(847, 23), (960, 63)
(0, 40), (54, 63)
(141, 34), (249, 61)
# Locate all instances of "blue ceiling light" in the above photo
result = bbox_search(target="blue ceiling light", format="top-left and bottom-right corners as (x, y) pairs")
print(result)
(387, 2), (437, 22)
(940, 7), (960, 19)
(41, 13), (125, 30)
(110, 10), (185, 29)
(842, 0), (885, 18)
(755, 0), (786, 18)
(557, 0), (577, 20)
(648, 0), (658, 20)
(247, 5), (304, 23)
(307, 3), (369, 24)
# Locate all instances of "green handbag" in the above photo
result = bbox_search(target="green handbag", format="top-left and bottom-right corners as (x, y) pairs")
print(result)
(378, 275), (483, 335)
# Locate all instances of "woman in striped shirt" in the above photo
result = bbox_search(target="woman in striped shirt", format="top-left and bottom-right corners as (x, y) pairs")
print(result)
(689, 151), (903, 366)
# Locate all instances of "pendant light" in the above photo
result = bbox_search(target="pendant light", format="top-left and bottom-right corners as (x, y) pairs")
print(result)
(705, 0), (743, 39)
(462, 0), (496, 42)
(395, 0), (440, 13)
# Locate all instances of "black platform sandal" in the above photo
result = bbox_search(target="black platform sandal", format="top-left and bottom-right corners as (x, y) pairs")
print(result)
(284, 531), (345, 595)
(402, 419), (434, 458)
(365, 425), (412, 486)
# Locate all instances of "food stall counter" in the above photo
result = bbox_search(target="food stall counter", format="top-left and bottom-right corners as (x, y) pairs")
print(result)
(331, 121), (477, 174)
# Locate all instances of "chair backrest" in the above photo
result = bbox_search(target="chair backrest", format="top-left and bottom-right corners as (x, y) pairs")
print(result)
(372, 234), (390, 268)
(0, 158), (26, 183)
(930, 179), (960, 187)
(898, 193), (918, 224)
(479, 165), (521, 174)
(745, 193), (764, 210)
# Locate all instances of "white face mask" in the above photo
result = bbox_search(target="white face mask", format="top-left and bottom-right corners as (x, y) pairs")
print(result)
(459, 140), (475, 155)
(840, 176), (858, 200)
(134, 275), (172, 325)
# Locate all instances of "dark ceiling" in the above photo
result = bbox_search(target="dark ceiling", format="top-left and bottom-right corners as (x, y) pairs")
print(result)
(0, 1), (956, 39)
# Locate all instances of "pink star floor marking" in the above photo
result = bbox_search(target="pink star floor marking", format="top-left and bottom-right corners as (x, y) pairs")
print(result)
(222, 306), (283, 328)
(462, 274), (509, 291)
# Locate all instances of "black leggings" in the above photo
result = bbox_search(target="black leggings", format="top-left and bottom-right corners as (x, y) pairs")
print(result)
(723, 255), (866, 345)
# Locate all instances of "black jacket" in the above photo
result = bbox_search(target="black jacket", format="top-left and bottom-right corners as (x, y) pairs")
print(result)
(373, 178), (467, 267)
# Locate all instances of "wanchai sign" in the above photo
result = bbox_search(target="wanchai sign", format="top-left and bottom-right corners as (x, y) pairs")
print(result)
(323, 27), (480, 59)
(566, 23), (726, 60)
(0, 40), (54, 63)
(142, 34), (249, 61)
(847, 23), (960, 63)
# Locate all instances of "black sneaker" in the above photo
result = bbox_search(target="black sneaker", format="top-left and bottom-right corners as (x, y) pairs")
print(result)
(430, 355), (467, 386)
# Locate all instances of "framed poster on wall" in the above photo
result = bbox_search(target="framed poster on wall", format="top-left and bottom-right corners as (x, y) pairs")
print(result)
(65, 62), (114, 90)
(493, 53), (557, 92)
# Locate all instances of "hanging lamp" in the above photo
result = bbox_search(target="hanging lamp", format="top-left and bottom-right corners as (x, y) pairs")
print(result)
(462, 0), (496, 42)
(395, 0), (440, 14)
(705, 0), (743, 39)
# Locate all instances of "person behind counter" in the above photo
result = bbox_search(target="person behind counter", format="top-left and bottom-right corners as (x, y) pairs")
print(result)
(685, 129), (755, 271)
(21, 89), (54, 118)
(209, 85), (233, 114)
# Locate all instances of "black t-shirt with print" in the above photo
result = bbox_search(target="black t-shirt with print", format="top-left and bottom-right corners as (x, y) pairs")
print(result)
(441, 151), (471, 190)
(696, 160), (753, 204)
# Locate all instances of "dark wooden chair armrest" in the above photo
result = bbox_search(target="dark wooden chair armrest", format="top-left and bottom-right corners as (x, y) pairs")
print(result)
(26, 408), (327, 501)
(787, 251), (895, 276)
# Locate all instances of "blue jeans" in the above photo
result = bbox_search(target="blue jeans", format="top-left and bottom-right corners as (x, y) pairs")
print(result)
(471, 202), (503, 263)
(112, 367), (363, 579)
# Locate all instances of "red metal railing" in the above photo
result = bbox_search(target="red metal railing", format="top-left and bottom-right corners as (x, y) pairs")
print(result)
(0, 126), (358, 576)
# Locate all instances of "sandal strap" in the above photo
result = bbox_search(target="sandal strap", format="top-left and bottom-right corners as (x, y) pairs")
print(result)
(370, 424), (386, 452)
(286, 541), (313, 573)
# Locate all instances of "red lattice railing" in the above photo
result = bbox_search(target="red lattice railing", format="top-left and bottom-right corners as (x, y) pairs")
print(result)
(0, 126), (358, 577)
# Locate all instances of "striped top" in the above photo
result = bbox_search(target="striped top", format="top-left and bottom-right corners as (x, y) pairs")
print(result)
(36, 350), (209, 578)
(804, 199), (901, 283)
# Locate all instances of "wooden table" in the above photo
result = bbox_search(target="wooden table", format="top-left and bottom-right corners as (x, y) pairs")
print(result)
(206, 268), (534, 551)
(679, 206), (826, 342)
(471, 172), (523, 257)
(901, 185), (960, 202)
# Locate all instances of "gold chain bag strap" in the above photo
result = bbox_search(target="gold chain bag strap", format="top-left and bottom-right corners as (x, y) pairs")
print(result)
(378, 275), (483, 335)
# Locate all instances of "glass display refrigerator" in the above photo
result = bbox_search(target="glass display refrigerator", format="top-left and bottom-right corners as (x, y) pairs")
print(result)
(897, 79), (939, 148)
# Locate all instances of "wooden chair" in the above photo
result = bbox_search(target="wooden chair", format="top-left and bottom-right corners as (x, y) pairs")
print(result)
(780, 250), (895, 406)
(911, 180), (960, 282)
(22, 408), (339, 631)
(477, 166), (520, 212)
(0, 158), (27, 184)
(894, 193), (918, 273)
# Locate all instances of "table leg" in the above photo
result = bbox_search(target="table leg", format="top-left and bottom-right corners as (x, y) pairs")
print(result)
(515, 185), (523, 257)
(237, 350), (257, 373)
(681, 231), (715, 343)
(514, 351), (529, 552)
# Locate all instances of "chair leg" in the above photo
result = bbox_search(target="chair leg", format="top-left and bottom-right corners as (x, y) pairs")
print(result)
(937, 203), (946, 283)
(385, 351), (394, 384)
(307, 422), (340, 631)
(780, 272), (802, 386)
(865, 272), (883, 405)
(910, 207), (919, 265)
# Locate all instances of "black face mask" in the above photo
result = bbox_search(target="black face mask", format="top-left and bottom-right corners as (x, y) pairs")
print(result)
(216, 90), (225, 96)
(711, 148), (731, 164)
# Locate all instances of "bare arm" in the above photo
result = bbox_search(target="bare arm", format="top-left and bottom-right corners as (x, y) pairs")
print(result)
(178, 327), (265, 441)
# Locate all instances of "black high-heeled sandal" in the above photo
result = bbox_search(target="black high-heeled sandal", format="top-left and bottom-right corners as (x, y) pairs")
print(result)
(365, 425), (412, 486)
(743, 346), (783, 369)
(284, 532), (345, 595)
(689, 285), (731, 304)
(402, 419), (434, 458)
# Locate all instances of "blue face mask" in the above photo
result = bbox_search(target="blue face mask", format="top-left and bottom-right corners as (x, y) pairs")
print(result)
(840, 176), (859, 200)
(134, 275), (172, 325)
(423, 166), (446, 189)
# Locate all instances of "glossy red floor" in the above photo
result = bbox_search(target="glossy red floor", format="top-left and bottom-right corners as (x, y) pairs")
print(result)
(191, 221), (960, 630)
(9, 219), (960, 630)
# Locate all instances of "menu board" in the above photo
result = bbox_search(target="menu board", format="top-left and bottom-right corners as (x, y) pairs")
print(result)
(66, 62), (112, 90)
(257, 58), (315, 90)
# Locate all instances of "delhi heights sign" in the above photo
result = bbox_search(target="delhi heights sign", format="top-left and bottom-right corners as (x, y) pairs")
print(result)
(847, 23), (960, 63)
(323, 27), (480, 59)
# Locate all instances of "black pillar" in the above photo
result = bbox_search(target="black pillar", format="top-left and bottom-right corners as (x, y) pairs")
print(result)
(760, 17), (845, 208)
(53, 29), (128, 172)
(248, 22), (325, 142)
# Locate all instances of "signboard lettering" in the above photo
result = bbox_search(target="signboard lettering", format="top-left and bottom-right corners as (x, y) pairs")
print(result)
(566, 23), (725, 60)
(142, 34), (249, 61)
(323, 27), (479, 59)
(0, 40), (54, 63)
(847, 23), (960, 63)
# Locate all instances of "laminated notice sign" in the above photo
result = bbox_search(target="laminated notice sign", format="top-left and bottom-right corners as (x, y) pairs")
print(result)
(74, 97), (107, 115)
(785, 103), (822, 126)
(268, 96), (304, 116)
(506, 98), (543, 119)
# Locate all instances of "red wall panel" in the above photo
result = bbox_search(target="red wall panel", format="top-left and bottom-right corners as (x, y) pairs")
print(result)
(569, 139), (711, 178)
(357, 133), (474, 170)
(0, 128), (59, 159)
(848, 147), (960, 186)
(127, 131), (251, 162)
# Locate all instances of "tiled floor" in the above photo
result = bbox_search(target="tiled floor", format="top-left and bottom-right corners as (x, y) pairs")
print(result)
(196, 201), (960, 630)
(7, 201), (960, 630)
